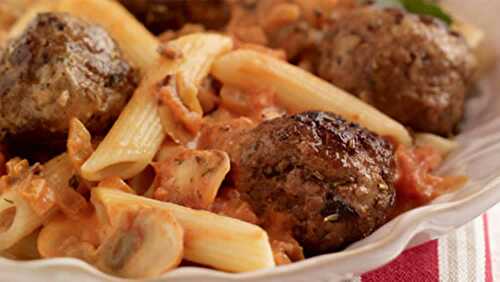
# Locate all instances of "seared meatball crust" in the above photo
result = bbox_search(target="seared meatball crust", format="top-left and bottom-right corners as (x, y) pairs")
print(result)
(318, 7), (476, 136)
(234, 112), (396, 255)
(0, 13), (138, 144)
(119, 0), (230, 34)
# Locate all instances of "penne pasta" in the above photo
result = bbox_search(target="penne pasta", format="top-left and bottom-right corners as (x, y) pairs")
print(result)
(0, 189), (49, 251)
(415, 133), (459, 156)
(2, 229), (40, 260)
(0, 154), (77, 250)
(1, 0), (474, 279)
(91, 188), (275, 272)
(211, 49), (412, 145)
(43, 155), (87, 219)
(98, 177), (136, 195)
(81, 34), (233, 181)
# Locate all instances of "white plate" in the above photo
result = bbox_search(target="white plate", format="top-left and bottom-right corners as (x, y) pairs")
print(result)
(1, 0), (499, 281)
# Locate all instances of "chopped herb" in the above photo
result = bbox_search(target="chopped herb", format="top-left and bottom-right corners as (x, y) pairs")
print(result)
(3, 198), (13, 204)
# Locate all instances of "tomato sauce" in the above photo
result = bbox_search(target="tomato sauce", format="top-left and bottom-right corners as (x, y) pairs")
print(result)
(389, 144), (467, 219)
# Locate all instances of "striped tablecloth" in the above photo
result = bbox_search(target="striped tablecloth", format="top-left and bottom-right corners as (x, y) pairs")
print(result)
(356, 204), (499, 282)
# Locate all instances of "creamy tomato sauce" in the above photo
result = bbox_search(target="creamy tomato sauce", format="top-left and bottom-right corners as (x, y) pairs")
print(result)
(211, 188), (304, 264)
(389, 144), (467, 219)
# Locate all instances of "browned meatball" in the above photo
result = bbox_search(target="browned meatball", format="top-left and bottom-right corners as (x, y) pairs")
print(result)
(317, 7), (476, 136)
(119, 0), (230, 34)
(231, 112), (396, 255)
(0, 13), (138, 145)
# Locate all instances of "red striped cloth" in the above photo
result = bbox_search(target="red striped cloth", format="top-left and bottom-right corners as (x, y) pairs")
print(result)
(358, 204), (499, 282)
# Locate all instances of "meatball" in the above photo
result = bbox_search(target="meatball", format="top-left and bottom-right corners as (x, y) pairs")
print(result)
(231, 112), (396, 255)
(0, 13), (138, 145)
(317, 7), (476, 136)
(119, 0), (230, 34)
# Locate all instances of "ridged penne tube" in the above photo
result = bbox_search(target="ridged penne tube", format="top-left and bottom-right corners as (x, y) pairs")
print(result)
(2, 229), (40, 260)
(43, 154), (77, 192)
(44, 154), (89, 219)
(81, 34), (233, 181)
(0, 190), (48, 251)
(0, 154), (74, 250)
(415, 133), (459, 156)
(91, 188), (275, 272)
(211, 50), (412, 145)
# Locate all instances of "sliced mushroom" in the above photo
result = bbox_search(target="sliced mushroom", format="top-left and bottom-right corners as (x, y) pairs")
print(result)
(39, 204), (184, 279)
(96, 207), (184, 278)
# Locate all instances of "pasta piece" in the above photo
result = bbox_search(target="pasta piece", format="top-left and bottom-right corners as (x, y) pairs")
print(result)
(151, 149), (230, 209)
(155, 35), (233, 144)
(79, 75), (164, 181)
(415, 133), (459, 157)
(0, 155), (76, 250)
(98, 177), (136, 194)
(211, 49), (412, 145)
(0, 189), (50, 250)
(81, 34), (233, 181)
(1, 228), (40, 260)
(91, 188), (275, 272)
(0, 154), (82, 251)
(42, 154), (87, 219)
